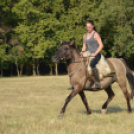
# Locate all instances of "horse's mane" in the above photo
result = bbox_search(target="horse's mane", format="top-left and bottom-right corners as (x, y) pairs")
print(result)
(74, 46), (81, 56)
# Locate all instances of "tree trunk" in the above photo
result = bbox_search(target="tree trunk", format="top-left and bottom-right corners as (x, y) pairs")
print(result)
(32, 58), (36, 76)
(15, 60), (20, 77)
(55, 63), (58, 76)
(20, 66), (23, 76)
(50, 65), (53, 75)
(37, 63), (40, 76)
(1, 63), (3, 77)
(1, 69), (3, 77)
(5, 35), (7, 44)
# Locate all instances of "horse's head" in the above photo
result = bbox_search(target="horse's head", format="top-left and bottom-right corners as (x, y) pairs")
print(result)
(53, 40), (75, 63)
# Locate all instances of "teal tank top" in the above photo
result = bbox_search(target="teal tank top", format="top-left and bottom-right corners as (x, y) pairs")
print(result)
(84, 31), (99, 53)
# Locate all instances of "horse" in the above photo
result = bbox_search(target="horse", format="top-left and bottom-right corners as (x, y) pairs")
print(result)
(52, 40), (134, 118)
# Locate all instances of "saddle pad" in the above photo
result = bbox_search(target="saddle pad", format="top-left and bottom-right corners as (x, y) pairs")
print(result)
(82, 51), (114, 80)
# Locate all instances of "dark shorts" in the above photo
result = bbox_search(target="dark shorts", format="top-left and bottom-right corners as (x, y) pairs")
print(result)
(90, 53), (101, 69)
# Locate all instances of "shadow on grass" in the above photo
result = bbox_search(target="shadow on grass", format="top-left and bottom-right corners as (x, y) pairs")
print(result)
(78, 106), (134, 114)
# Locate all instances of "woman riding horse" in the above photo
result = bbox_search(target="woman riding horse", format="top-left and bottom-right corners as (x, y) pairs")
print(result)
(68, 20), (104, 90)
(81, 20), (104, 89)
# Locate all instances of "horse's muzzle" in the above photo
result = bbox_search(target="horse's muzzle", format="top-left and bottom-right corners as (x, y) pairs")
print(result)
(52, 54), (62, 63)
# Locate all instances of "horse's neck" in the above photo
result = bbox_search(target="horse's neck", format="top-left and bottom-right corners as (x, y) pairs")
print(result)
(66, 48), (82, 73)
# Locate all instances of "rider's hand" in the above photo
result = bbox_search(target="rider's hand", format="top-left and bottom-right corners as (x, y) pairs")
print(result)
(80, 51), (83, 57)
(90, 53), (96, 57)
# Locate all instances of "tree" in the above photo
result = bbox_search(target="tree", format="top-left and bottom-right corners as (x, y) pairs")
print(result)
(96, 0), (134, 59)
(8, 38), (25, 76)
(0, 26), (12, 77)
(0, 44), (8, 77)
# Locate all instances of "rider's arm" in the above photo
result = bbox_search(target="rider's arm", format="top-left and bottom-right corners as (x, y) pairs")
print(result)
(81, 34), (87, 52)
(94, 32), (104, 56)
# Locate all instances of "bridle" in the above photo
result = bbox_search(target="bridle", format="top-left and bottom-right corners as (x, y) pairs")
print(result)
(54, 48), (91, 77)
(57, 49), (73, 61)
(56, 48), (91, 63)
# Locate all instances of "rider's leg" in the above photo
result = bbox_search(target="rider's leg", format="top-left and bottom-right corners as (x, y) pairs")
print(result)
(90, 53), (101, 89)
(68, 53), (101, 90)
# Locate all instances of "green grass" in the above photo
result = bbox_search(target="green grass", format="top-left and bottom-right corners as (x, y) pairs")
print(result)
(0, 75), (134, 134)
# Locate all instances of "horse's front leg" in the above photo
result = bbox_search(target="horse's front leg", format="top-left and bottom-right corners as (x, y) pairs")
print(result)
(58, 88), (79, 118)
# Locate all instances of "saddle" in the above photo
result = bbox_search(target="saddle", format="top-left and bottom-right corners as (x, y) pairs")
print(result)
(82, 51), (115, 80)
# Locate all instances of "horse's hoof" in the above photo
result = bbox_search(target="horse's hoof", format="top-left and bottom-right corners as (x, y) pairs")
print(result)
(101, 109), (107, 114)
(58, 114), (64, 119)
(87, 111), (92, 115)
(128, 109), (132, 113)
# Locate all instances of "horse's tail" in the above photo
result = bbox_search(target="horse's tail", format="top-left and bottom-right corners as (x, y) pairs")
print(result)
(120, 58), (134, 99)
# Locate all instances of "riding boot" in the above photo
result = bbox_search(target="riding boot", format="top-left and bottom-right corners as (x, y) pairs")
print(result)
(92, 68), (101, 89)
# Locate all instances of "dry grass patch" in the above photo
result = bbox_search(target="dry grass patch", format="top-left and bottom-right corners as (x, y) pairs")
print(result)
(0, 75), (134, 134)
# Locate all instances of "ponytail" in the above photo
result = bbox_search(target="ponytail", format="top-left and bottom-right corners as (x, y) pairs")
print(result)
(86, 20), (97, 31)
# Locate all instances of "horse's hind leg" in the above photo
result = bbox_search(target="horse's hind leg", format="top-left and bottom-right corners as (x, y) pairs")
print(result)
(117, 80), (132, 112)
(79, 91), (92, 115)
(102, 86), (115, 114)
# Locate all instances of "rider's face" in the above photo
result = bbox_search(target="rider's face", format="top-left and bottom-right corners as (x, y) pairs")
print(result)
(86, 23), (94, 32)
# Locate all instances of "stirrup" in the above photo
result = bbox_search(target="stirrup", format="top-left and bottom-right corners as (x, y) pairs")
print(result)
(95, 82), (101, 89)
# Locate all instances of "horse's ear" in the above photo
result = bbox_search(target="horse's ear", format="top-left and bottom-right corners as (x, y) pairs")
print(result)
(70, 40), (75, 46)
(60, 40), (63, 45)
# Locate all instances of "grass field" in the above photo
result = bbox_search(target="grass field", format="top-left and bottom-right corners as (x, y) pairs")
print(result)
(0, 75), (134, 134)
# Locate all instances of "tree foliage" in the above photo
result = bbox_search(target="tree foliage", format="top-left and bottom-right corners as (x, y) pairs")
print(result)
(0, 0), (134, 76)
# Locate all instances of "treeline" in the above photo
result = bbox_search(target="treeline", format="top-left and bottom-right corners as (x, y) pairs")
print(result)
(0, 0), (134, 77)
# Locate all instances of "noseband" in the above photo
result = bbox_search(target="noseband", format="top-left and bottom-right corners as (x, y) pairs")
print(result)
(58, 49), (72, 61)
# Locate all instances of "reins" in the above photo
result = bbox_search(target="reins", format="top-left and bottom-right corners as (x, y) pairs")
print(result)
(67, 50), (91, 77)
(67, 49), (92, 63)
(56, 48), (92, 77)
(69, 56), (90, 63)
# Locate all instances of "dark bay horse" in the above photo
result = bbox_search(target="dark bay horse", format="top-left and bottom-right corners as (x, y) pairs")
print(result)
(53, 40), (134, 118)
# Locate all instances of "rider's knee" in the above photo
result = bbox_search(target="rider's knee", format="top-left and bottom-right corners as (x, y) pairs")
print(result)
(90, 62), (95, 69)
